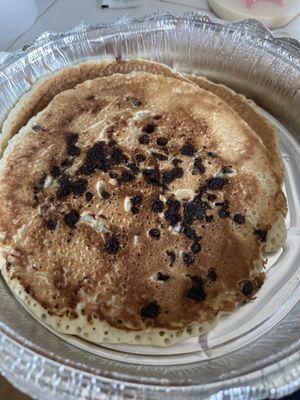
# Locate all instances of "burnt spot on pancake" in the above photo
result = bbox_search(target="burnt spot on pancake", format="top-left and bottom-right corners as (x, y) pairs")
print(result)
(50, 165), (61, 178)
(142, 168), (161, 186)
(151, 199), (164, 213)
(156, 272), (170, 282)
(72, 178), (88, 196)
(207, 177), (228, 190)
(182, 252), (195, 267)
(187, 277), (206, 301)
(110, 147), (128, 165)
(207, 268), (217, 282)
(239, 280), (253, 297)
(193, 158), (206, 174)
(32, 125), (47, 132)
(190, 241), (201, 254)
(254, 229), (267, 242)
(135, 153), (146, 163)
(180, 142), (196, 156)
(64, 209), (80, 228)
(234, 214), (245, 225)
(140, 302), (160, 319)
(142, 123), (155, 134)
(138, 134), (150, 145)
(207, 151), (218, 158)
(162, 167), (184, 185)
(126, 96), (142, 107)
(152, 152), (168, 161)
(119, 170), (135, 184)
(85, 191), (93, 202)
(164, 199), (181, 226)
(166, 250), (176, 266)
(105, 235), (120, 254)
(156, 137), (168, 146)
(45, 219), (57, 231)
(149, 228), (160, 239)
(57, 175), (73, 198)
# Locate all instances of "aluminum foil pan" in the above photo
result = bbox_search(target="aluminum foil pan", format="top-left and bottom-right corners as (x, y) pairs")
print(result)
(0, 11), (300, 400)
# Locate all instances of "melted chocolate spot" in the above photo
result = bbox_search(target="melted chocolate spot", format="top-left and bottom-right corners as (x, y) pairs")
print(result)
(182, 225), (197, 240)
(119, 170), (135, 184)
(190, 242), (201, 254)
(254, 229), (267, 242)
(183, 200), (206, 225)
(111, 147), (128, 165)
(105, 235), (120, 254)
(193, 158), (206, 174)
(127, 163), (140, 174)
(172, 158), (183, 166)
(149, 228), (160, 239)
(152, 152), (168, 161)
(207, 177), (228, 190)
(240, 280), (253, 297)
(162, 167), (184, 185)
(157, 137), (168, 146)
(72, 178), (87, 195)
(131, 206), (139, 214)
(166, 250), (176, 265)
(140, 302), (160, 318)
(164, 200), (181, 226)
(46, 219), (57, 231)
(79, 162), (95, 176)
(151, 200), (164, 213)
(138, 134), (150, 145)
(207, 193), (217, 201)
(66, 133), (79, 144)
(157, 272), (170, 282)
(57, 175), (72, 198)
(182, 252), (195, 267)
(180, 142), (196, 156)
(234, 214), (245, 225)
(132, 195), (142, 206)
(85, 191), (93, 201)
(135, 153), (146, 163)
(218, 206), (230, 218)
(67, 143), (81, 157)
(142, 168), (161, 186)
(142, 123), (155, 134)
(187, 277), (206, 301)
(64, 210), (79, 228)
(101, 191), (110, 200)
(61, 158), (73, 168)
(206, 215), (214, 223)
(50, 165), (61, 178)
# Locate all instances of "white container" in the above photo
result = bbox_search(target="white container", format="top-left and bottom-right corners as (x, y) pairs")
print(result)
(0, 0), (37, 48)
(209, 0), (300, 28)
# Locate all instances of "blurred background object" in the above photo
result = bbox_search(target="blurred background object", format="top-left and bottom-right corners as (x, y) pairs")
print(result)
(0, 0), (37, 47)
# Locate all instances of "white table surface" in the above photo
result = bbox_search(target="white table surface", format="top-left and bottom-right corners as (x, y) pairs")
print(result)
(0, 0), (299, 53)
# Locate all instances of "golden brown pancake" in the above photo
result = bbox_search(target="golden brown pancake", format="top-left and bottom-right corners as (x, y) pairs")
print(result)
(1, 59), (284, 184)
(0, 71), (286, 346)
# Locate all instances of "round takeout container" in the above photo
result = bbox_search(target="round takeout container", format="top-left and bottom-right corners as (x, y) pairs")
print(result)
(0, 12), (300, 400)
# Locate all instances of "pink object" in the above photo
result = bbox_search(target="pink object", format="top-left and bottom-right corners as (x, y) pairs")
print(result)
(246, 0), (283, 9)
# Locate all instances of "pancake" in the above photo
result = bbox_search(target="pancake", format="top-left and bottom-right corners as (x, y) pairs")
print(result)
(0, 71), (286, 346)
(0, 59), (284, 185)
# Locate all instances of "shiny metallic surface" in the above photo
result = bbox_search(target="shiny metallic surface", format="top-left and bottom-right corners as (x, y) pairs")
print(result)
(0, 12), (299, 400)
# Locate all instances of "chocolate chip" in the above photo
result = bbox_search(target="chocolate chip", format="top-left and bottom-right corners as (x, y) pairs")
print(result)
(240, 280), (253, 297)
(164, 200), (181, 226)
(207, 193), (216, 201)
(108, 139), (117, 147)
(182, 225), (197, 240)
(183, 200), (206, 225)
(131, 206), (139, 214)
(172, 158), (182, 166)
(66, 133), (78, 144)
(187, 278), (206, 301)
(190, 242), (201, 254)
(151, 200), (164, 213)
(105, 235), (120, 254)
(132, 195), (142, 205)
(61, 158), (73, 168)
(110, 147), (128, 165)
(180, 142), (196, 156)
(101, 191), (110, 200)
(135, 153), (146, 163)
(207, 151), (218, 158)
(152, 152), (168, 161)
(67, 143), (81, 157)
(162, 167), (184, 185)
(86, 142), (106, 162)
(127, 97), (142, 107)
(206, 215), (214, 223)
(142, 168), (161, 186)
(182, 252), (195, 267)
(207, 268), (217, 282)
(166, 250), (176, 265)
(50, 165), (61, 178)
(79, 162), (95, 176)
(207, 177), (228, 190)
(149, 228), (160, 239)
(72, 178), (87, 195)
(64, 210), (79, 228)
(85, 191), (93, 201)
(142, 124), (155, 134)
(119, 170), (134, 184)
(234, 214), (245, 224)
(109, 171), (118, 179)
(46, 219), (57, 231)
(138, 134), (150, 145)
(218, 206), (230, 218)
(140, 302), (160, 318)
(57, 175), (73, 198)
(157, 272), (170, 281)
(127, 163), (140, 174)
(254, 229), (267, 242)
(193, 158), (205, 174)
(157, 137), (168, 146)
(166, 199), (181, 210)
